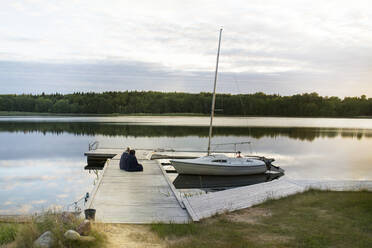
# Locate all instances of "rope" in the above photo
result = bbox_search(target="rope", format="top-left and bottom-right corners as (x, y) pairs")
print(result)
(63, 192), (90, 213)
(233, 74), (255, 153)
(89, 141), (99, 151)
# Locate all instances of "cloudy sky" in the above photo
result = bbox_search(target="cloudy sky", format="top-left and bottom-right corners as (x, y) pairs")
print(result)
(1, 0), (372, 96)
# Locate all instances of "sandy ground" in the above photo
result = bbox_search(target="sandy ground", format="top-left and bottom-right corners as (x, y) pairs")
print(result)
(98, 224), (166, 248)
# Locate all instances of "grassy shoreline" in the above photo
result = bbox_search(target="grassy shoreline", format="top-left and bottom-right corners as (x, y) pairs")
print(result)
(151, 190), (372, 248)
(2, 190), (372, 247)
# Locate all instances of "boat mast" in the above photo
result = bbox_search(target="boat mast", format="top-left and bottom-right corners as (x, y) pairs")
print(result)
(207, 28), (223, 156)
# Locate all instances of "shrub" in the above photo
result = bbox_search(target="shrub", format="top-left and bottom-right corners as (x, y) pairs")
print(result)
(0, 223), (18, 245)
(14, 211), (106, 248)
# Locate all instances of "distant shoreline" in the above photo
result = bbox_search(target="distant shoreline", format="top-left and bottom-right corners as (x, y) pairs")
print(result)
(1, 111), (372, 119)
(1, 92), (371, 117)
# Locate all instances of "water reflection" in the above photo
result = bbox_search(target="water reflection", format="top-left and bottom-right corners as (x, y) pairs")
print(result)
(1, 121), (372, 141)
(1, 117), (372, 215)
(0, 132), (96, 215)
(173, 173), (284, 191)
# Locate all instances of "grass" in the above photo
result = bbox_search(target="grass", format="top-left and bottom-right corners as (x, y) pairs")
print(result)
(151, 190), (372, 248)
(0, 212), (107, 248)
(0, 223), (19, 245)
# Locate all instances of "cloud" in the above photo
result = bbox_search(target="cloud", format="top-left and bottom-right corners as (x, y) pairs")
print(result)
(3, 201), (14, 206)
(46, 182), (58, 187)
(0, 59), (370, 97)
(0, 209), (12, 214)
(46, 204), (63, 211)
(1, 175), (57, 182)
(0, 158), (84, 168)
(18, 204), (33, 214)
(1, 183), (19, 191)
(31, 200), (46, 204)
(56, 194), (68, 199)
(0, 0), (371, 96)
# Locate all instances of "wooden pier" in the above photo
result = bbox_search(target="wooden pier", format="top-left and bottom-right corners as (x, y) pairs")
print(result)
(85, 149), (190, 223)
(182, 178), (372, 221)
(85, 148), (372, 223)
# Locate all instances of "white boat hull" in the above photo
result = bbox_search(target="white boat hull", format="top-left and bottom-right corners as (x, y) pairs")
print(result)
(170, 157), (267, 176)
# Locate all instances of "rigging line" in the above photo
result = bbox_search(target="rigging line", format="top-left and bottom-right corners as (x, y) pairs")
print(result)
(233, 74), (252, 152)
(249, 142), (255, 155)
(233, 74), (246, 116)
(212, 141), (251, 146)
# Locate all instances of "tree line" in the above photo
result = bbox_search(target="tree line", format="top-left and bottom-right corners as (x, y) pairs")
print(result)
(0, 91), (371, 117)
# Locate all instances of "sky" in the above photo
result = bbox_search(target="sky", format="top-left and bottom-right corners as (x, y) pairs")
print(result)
(1, 0), (372, 97)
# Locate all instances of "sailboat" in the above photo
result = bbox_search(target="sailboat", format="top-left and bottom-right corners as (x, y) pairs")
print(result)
(170, 29), (283, 176)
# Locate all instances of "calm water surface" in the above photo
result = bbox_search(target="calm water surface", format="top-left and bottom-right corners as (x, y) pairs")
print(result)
(0, 116), (372, 215)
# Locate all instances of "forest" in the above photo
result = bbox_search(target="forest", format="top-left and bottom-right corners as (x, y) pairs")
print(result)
(0, 91), (371, 117)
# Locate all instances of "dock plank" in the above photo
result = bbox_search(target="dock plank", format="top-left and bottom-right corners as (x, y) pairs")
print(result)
(184, 178), (304, 220)
(88, 150), (190, 223)
(184, 178), (372, 221)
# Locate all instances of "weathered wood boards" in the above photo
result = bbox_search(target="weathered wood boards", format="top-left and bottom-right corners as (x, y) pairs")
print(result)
(87, 152), (190, 223)
(183, 178), (304, 221)
(183, 177), (372, 221)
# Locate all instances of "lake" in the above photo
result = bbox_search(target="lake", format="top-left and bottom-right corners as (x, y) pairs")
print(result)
(1, 116), (372, 215)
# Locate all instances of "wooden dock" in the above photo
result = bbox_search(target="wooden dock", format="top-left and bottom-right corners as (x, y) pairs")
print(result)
(182, 178), (372, 221)
(85, 149), (190, 223)
(85, 148), (372, 223)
